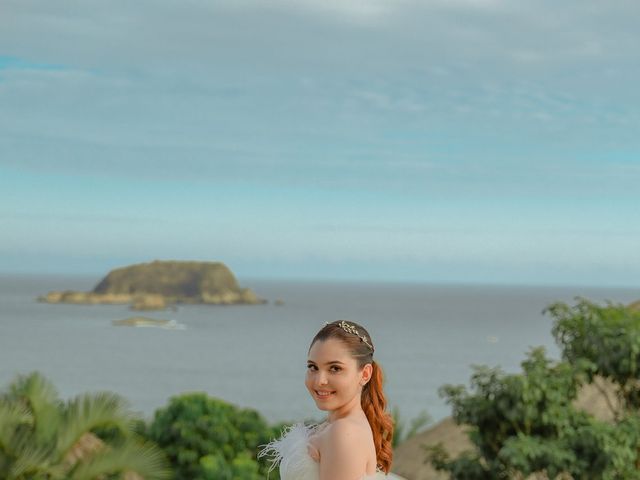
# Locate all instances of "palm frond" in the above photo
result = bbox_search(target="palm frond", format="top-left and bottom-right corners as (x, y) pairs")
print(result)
(70, 439), (171, 480)
(5, 372), (62, 445)
(1, 373), (168, 480)
(6, 371), (60, 408)
(6, 442), (55, 479)
(0, 400), (33, 451)
(57, 391), (134, 461)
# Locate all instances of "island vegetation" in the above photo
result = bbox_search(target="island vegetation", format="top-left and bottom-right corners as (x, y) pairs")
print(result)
(38, 260), (266, 310)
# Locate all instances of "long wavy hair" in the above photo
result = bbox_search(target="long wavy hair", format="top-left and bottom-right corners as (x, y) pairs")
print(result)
(309, 320), (394, 473)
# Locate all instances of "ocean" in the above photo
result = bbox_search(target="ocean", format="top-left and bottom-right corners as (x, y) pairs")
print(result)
(1, 274), (637, 425)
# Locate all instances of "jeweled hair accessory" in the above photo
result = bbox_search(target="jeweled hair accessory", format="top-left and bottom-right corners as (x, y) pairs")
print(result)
(336, 320), (374, 352)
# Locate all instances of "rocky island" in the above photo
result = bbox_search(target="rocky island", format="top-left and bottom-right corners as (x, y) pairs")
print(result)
(38, 260), (265, 309)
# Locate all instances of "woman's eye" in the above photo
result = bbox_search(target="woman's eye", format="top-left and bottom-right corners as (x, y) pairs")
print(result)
(330, 366), (342, 372)
(307, 364), (317, 371)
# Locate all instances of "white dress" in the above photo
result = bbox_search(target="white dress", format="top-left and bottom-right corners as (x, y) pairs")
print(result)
(259, 423), (403, 480)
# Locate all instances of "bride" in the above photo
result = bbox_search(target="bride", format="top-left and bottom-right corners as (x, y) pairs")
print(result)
(261, 320), (402, 480)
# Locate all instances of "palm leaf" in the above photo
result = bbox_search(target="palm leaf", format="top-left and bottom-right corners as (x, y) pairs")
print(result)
(7, 372), (59, 406)
(1, 373), (169, 480)
(6, 372), (62, 445)
(69, 439), (171, 480)
(6, 442), (56, 479)
(57, 391), (134, 463)
(0, 400), (32, 451)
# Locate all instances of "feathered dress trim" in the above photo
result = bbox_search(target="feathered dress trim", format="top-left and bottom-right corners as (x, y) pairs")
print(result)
(259, 423), (320, 480)
(259, 422), (401, 480)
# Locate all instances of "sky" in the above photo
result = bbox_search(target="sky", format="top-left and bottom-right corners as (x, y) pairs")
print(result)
(1, 0), (639, 286)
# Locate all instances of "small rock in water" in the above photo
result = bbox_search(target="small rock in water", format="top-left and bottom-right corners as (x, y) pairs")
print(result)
(112, 316), (185, 330)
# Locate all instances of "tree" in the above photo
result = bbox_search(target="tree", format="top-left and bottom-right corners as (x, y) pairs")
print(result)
(549, 298), (640, 418)
(0, 371), (170, 480)
(144, 392), (282, 480)
(429, 299), (640, 479)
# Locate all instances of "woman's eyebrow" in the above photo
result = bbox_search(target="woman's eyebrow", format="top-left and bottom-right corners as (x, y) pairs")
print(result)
(307, 360), (345, 366)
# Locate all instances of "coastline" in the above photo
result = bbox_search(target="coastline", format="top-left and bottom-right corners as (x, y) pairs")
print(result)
(1, 274), (638, 425)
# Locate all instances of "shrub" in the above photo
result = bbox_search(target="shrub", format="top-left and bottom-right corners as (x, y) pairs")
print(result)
(428, 299), (640, 479)
(145, 393), (280, 480)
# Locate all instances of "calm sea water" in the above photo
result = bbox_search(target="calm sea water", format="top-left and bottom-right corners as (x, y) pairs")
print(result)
(1, 274), (638, 425)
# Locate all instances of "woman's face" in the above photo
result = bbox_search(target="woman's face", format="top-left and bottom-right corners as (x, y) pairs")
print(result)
(305, 338), (370, 412)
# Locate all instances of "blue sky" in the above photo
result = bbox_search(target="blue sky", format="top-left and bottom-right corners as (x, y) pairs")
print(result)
(1, 0), (639, 285)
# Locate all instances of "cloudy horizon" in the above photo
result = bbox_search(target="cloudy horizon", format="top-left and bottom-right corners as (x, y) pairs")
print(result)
(1, 0), (639, 286)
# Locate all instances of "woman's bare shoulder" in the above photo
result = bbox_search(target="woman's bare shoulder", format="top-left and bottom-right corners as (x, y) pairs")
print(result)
(326, 416), (372, 444)
(318, 418), (375, 479)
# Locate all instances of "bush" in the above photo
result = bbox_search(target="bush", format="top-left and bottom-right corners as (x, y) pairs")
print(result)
(428, 299), (640, 479)
(144, 393), (281, 480)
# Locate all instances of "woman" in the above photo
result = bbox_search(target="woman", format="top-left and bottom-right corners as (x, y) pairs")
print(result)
(261, 320), (400, 480)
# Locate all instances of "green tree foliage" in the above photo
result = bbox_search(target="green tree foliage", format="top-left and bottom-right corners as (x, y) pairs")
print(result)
(550, 298), (640, 417)
(429, 299), (640, 479)
(0, 371), (170, 480)
(144, 393), (282, 480)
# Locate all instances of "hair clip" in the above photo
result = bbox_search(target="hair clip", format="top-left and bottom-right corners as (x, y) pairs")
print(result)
(337, 320), (374, 352)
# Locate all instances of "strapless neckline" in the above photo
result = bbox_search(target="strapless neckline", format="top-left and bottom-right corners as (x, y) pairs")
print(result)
(259, 423), (400, 480)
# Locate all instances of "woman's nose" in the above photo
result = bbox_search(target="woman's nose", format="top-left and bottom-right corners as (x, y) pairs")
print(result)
(317, 372), (329, 385)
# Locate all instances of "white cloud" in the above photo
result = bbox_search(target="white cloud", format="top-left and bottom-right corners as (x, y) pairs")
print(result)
(252, 0), (398, 23)
(0, 0), (639, 184)
(1, 0), (638, 76)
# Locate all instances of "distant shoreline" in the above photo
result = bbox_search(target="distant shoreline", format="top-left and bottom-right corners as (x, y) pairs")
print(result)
(1, 271), (640, 291)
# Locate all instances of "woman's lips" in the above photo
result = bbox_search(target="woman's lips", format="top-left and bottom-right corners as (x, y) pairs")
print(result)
(315, 390), (335, 400)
